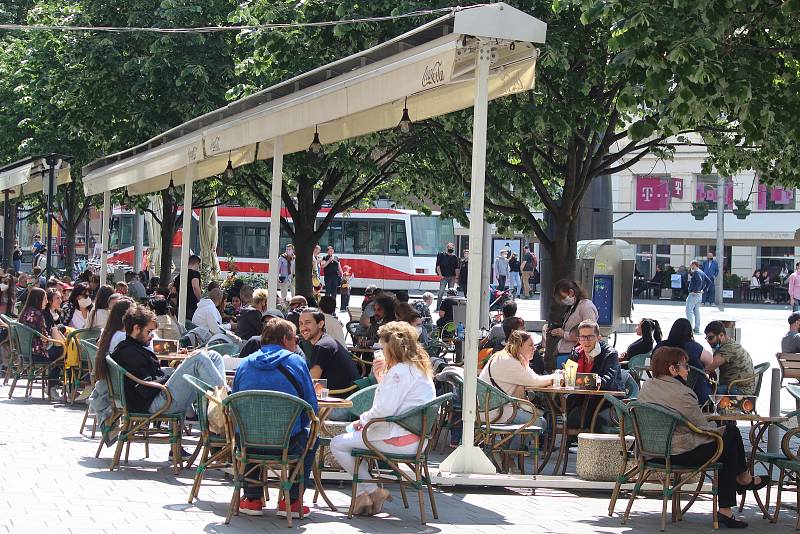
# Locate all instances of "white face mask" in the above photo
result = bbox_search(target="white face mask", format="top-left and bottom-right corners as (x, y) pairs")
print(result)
(78, 297), (92, 309)
(588, 343), (601, 358)
(0, 283), (7, 291)
(562, 296), (576, 306)
(415, 325), (423, 337)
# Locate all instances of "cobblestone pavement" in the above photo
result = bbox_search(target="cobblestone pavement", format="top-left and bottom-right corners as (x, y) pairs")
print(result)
(1, 391), (796, 533)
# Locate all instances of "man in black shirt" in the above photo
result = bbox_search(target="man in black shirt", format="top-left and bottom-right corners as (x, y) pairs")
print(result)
(435, 242), (460, 310)
(172, 254), (202, 319)
(236, 288), (268, 340)
(320, 246), (343, 305)
(298, 308), (358, 420)
(436, 291), (459, 329)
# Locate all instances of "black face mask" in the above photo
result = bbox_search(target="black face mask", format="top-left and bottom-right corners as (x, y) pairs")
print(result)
(674, 374), (687, 385)
(447, 249), (454, 253)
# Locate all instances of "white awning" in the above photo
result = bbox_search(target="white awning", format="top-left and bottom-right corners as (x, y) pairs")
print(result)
(82, 3), (546, 195)
(0, 156), (72, 199)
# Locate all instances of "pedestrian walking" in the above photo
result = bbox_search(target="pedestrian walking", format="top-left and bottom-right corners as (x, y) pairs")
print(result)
(320, 245), (343, 305)
(493, 250), (509, 290)
(12, 240), (22, 274)
(686, 260), (708, 334)
(520, 245), (537, 298)
(507, 252), (522, 296)
(277, 244), (295, 301)
(702, 251), (719, 305)
(788, 261), (800, 312)
(435, 242), (459, 310)
(339, 264), (352, 311)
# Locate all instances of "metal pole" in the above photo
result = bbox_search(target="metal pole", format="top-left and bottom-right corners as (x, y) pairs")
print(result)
(479, 221), (491, 329)
(2, 189), (9, 271)
(177, 166), (195, 326)
(134, 210), (144, 274)
(84, 214), (90, 258)
(439, 39), (497, 475)
(767, 368), (781, 452)
(716, 175), (724, 311)
(267, 137), (283, 310)
(100, 191), (111, 287)
(45, 156), (56, 277)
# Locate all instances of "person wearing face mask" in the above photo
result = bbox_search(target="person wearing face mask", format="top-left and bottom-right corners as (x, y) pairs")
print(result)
(703, 320), (755, 395)
(547, 279), (599, 366)
(566, 320), (624, 430)
(685, 260), (709, 335)
(62, 281), (93, 329)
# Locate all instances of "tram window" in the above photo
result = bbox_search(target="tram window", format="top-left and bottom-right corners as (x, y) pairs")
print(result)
(278, 223), (293, 251)
(343, 221), (368, 254)
(389, 222), (408, 255)
(110, 215), (134, 250)
(219, 223), (243, 257)
(318, 221), (343, 251)
(368, 221), (387, 255)
(411, 215), (455, 256)
(243, 225), (267, 258)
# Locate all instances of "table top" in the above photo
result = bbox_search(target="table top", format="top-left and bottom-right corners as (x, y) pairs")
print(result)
(157, 352), (188, 361)
(525, 386), (626, 397)
(348, 346), (377, 353)
(318, 397), (353, 409)
(707, 414), (788, 423)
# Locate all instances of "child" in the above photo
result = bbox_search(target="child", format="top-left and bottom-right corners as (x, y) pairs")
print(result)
(339, 265), (352, 311)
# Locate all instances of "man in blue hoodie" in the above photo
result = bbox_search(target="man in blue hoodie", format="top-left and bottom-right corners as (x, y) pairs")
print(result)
(232, 318), (319, 519)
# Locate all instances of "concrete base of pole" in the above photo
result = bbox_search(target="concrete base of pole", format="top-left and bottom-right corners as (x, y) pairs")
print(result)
(438, 444), (496, 475)
(767, 367), (781, 452)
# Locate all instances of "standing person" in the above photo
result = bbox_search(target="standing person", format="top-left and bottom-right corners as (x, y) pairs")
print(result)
(703, 320), (755, 394)
(320, 245), (343, 305)
(172, 254), (202, 319)
(34, 247), (48, 272)
(331, 321), (435, 516)
(30, 233), (43, 266)
(493, 250), (509, 290)
(702, 251), (719, 305)
(310, 244), (323, 303)
(458, 249), (469, 297)
(232, 318), (319, 518)
(339, 264), (352, 311)
(685, 260), (707, 334)
(507, 252), (522, 297)
(547, 279), (599, 365)
(434, 243), (459, 311)
(277, 244), (295, 302)
(12, 241), (22, 274)
(125, 271), (147, 299)
(520, 245), (536, 298)
(788, 261), (800, 312)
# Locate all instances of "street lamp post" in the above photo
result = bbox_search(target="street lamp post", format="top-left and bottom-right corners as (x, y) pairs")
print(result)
(716, 175), (725, 311)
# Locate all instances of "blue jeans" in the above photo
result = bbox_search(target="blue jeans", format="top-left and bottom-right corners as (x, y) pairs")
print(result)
(149, 350), (226, 414)
(436, 276), (456, 310)
(793, 301), (800, 313)
(685, 292), (702, 332)
(243, 430), (317, 501)
(13, 260), (21, 273)
(508, 272), (522, 295)
(703, 279), (715, 304)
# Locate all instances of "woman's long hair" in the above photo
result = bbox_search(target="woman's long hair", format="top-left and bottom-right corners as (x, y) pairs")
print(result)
(640, 318), (663, 344)
(94, 298), (134, 381)
(378, 321), (432, 378)
(553, 279), (588, 301)
(22, 287), (46, 315)
(88, 285), (114, 326)
(1, 273), (16, 312)
(662, 318), (694, 348)
(504, 330), (532, 365)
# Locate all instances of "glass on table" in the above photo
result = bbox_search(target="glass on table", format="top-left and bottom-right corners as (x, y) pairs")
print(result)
(709, 394), (724, 415)
(313, 379), (329, 399)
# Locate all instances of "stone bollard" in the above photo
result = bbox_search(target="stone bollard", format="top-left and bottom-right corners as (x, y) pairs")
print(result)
(767, 368), (781, 453)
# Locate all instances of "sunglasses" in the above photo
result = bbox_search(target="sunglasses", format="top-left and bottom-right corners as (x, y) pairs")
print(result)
(704, 334), (717, 340)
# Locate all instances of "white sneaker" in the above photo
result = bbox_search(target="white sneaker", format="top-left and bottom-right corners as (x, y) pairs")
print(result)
(48, 386), (61, 400)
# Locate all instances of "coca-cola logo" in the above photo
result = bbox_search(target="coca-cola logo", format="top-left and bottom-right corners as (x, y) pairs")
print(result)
(421, 61), (445, 87)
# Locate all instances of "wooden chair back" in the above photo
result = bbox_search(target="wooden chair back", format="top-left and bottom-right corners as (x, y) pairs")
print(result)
(777, 352), (800, 384)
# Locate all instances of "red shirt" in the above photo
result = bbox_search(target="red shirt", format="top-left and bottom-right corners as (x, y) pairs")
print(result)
(574, 346), (595, 374)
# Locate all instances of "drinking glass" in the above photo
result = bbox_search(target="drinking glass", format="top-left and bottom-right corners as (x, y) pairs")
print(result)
(709, 394), (723, 415)
(313, 379), (328, 399)
(564, 372), (576, 389)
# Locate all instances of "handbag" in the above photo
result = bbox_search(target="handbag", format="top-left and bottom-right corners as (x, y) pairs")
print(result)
(206, 386), (229, 435)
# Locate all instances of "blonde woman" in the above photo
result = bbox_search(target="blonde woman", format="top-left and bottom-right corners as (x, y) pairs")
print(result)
(331, 321), (435, 516)
(479, 330), (553, 423)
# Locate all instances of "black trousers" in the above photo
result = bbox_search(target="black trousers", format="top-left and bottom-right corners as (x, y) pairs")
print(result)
(31, 345), (64, 387)
(324, 276), (339, 301)
(668, 424), (746, 508)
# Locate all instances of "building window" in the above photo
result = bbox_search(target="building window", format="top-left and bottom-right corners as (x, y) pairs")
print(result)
(634, 175), (672, 211)
(695, 245), (732, 273)
(756, 246), (795, 278)
(695, 175), (733, 209)
(757, 183), (795, 210)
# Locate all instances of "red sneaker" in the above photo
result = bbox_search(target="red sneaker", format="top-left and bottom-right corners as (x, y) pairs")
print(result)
(239, 497), (264, 516)
(277, 498), (310, 518)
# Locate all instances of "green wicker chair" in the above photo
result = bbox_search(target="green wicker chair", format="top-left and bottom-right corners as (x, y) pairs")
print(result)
(77, 341), (100, 437)
(438, 322), (456, 342)
(627, 352), (651, 386)
(64, 327), (101, 404)
(347, 393), (453, 524)
(623, 401), (723, 531)
(432, 369), (463, 452)
(476, 377), (542, 475)
(1, 314), (19, 386)
(772, 400), (800, 530)
(6, 320), (66, 400)
(104, 356), (184, 474)
(725, 362), (770, 399)
(206, 341), (240, 357)
(603, 393), (638, 517)
(183, 375), (232, 504)
(223, 390), (319, 527)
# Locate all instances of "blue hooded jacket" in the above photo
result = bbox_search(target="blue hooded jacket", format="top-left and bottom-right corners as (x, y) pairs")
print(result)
(232, 344), (319, 437)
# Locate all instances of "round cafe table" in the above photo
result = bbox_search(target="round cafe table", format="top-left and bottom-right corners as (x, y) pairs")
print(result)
(313, 397), (353, 511)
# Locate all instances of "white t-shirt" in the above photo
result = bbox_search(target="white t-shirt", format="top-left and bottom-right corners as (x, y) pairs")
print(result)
(70, 310), (89, 329)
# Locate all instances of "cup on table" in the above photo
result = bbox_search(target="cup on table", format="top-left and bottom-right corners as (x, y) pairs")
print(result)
(313, 379), (329, 400)
(564, 372), (576, 389)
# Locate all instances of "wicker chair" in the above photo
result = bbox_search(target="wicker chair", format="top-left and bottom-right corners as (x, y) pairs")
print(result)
(603, 393), (638, 517)
(772, 391), (800, 530)
(206, 342), (240, 357)
(223, 390), (319, 527)
(104, 356), (185, 474)
(347, 393), (453, 524)
(475, 377), (542, 474)
(627, 352), (651, 386)
(182, 375), (232, 504)
(725, 362), (770, 399)
(77, 341), (100, 437)
(63, 327), (101, 404)
(6, 320), (66, 400)
(1, 314), (19, 386)
(623, 401), (723, 531)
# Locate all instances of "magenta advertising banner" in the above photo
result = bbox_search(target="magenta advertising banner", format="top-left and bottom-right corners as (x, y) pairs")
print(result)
(670, 177), (684, 198)
(757, 184), (794, 209)
(636, 176), (671, 210)
(695, 179), (733, 208)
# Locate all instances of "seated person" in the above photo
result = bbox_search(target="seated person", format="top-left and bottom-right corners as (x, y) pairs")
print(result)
(192, 288), (240, 342)
(299, 308), (359, 398)
(151, 297), (184, 341)
(318, 295), (346, 347)
(115, 281), (128, 296)
(638, 346), (767, 528)
(232, 318), (319, 518)
(486, 300), (518, 346)
(238, 308), (287, 359)
(411, 292), (434, 325)
(703, 321), (755, 394)
(285, 295), (308, 330)
(125, 271), (147, 299)
(619, 318), (661, 362)
(366, 293), (397, 344)
(236, 288), (269, 341)
(435, 290), (458, 330)
(566, 320), (624, 429)
(18, 287), (65, 398)
(655, 318), (713, 406)
(781, 312), (800, 353)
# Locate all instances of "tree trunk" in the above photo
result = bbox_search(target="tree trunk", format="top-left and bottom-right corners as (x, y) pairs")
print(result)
(2, 198), (16, 271)
(159, 188), (176, 287)
(291, 180), (317, 299)
(63, 219), (77, 278)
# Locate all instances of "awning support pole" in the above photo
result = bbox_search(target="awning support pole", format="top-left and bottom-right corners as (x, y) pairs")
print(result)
(2, 189), (9, 271)
(716, 175), (724, 311)
(100, 191), (111, 286)
(267, 137), (283, 310)
(45, 156), (56, 277)
(177, 165), (195, 326)
(439, 38), (497, 476)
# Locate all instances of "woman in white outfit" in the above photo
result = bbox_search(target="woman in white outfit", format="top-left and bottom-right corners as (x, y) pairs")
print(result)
(331, 321), (435, 515)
